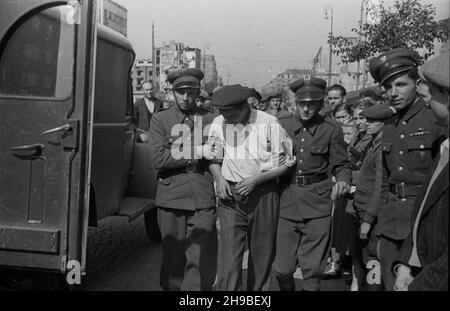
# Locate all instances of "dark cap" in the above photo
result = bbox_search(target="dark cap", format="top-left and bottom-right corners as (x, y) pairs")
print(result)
(420, 52), (449, 91)
(360, 104), (395, 120)
(369, 48), (420, 85)
(290, 77), (327, 102)
(267, 90), (282, 101)
(167, 68), (204, 89)
(249, 88), (262, 101)
(212, 84), (253, 110)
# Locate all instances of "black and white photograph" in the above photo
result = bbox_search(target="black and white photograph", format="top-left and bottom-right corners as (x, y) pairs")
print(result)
(0, 0), (448, 299)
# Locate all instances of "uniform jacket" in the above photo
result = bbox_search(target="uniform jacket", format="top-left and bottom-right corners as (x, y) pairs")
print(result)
(353, 132), (383, 225)
(377, 97), (446, 239)
(149, 104), (217, 211)
(395, 151), (448, 291)
(134, 97), (163, 132)
(278, 113), (352, 220)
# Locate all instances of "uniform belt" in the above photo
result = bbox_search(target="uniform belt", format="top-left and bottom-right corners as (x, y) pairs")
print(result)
(389, 183), (422, 199)
(159, 164), (202, 179)
(291, 173), (328, 186)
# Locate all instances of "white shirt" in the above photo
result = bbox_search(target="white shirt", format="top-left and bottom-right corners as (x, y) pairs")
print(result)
(144, 97), (155, 114)
(207, 109), (293, 182)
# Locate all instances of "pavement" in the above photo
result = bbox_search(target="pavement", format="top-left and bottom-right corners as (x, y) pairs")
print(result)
(0, 214), (349, 291)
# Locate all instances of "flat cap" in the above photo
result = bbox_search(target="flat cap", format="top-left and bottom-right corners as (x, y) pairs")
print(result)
(167, 68), (204, 89)
(420, 52), (449, 91)
(267, 90), (282, 101)
(369, 48), (420, 85)
(249, 88), (262, 101)
(360, 104), (395, 120)
(290, 77), (327, 102)
(212, 84), (253, 110)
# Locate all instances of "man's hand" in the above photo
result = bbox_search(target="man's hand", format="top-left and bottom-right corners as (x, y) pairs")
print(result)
(216, 178), (232, 200)
(331, 181), (350, 200)
(359, 221), (372, 240)
(198, 141), (223, 160)
(236, 176), (260, 196)
(394, 265), (414, 291)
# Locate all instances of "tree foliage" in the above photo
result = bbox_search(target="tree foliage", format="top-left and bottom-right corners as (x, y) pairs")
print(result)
(330, 0), (449, 65)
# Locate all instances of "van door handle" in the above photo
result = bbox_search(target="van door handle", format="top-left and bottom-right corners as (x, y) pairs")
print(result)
(10, 143), (46, 152)
(42, 124), (72, 136)
(10, 143), (46, 159)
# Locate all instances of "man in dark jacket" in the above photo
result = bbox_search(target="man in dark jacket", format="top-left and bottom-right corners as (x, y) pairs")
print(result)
(148, 68), (218, 291)
(368, 48), (446, 290)
(134, 80), (163, 142)
(393, 52), (449, 291)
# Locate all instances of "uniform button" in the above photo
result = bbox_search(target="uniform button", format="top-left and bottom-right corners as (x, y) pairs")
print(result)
(301, 138), (306, 142)
(398, 166), (404, 171)
(420, 145), (424, 149)
(185, 118), (189, 121)
(300, 149), (304, 152)
(399, 151), (404, 155)
(298, 170), (302, 174)
(303, 128), (307, 132)
(402, 121), (407, 125)
(400, 134), (405, 139)
(299, 159), (303, 163)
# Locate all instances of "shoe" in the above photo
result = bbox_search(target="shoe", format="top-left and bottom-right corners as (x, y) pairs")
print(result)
(322, 261), (341, 279)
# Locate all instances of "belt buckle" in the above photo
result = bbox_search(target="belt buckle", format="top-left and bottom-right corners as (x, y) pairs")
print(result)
(395, 182), (406, 201)
(296, 176), (307, 187)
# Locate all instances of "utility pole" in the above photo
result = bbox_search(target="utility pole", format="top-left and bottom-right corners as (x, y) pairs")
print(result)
(202, 44), (207, 88)
(357, 0), (365, 91)
(324, 4), (333, 86)
(152, 22), (157, 91)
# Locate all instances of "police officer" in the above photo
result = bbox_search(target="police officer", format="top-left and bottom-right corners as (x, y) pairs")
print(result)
(274, 77), (352, 291)
(393, 52), (449, 291)
(148, 68), (218, 291)
(368, 48), (447, 290)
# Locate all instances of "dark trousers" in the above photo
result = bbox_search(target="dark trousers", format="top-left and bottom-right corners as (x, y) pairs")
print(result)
(158, 207), (218, 291)
(379, 235), (404, 291)
(353, 227), (384, 291)
(215, 181), (279, 291)
(274, 216), (331, 291)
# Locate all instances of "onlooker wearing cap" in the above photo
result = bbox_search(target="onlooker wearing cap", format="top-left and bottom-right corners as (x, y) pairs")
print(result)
(148, 68), (218, 291)
(134, 80), (163, 142)
(206, 84), (295, 291)
(368, 47), (447, 290)
(351, 104), (395, 291)
(266, 91), (284, 117)
(393, 52), (449, 291)
(273, 77), (352, 291)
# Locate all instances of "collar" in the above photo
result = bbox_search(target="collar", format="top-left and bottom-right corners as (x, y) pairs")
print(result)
(396, 97), (425, 124)
(441, 138), (449, 154)
(173, 103), (199, 123)
(293, 114), (319, 136)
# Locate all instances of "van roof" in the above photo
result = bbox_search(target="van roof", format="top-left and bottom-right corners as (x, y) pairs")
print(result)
(97, 24), (134, 53)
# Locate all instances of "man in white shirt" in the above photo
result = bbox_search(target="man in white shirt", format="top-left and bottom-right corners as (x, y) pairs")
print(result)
(205, 84), (295, 291)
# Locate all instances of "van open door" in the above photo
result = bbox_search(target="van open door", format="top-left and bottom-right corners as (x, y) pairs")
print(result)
(0, 0), (96, 280)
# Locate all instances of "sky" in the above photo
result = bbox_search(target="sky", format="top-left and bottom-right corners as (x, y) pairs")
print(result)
(119, 0), (449, 90)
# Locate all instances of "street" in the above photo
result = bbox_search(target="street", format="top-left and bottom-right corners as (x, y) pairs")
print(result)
(84, 215), (349, 291)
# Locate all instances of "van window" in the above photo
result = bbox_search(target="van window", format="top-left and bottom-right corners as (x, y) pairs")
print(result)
(0, 5), (75, 99)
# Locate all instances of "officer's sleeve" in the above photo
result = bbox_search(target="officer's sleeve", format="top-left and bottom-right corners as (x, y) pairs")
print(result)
(148, 112), (194, 170)
(330, 125), (352, 185)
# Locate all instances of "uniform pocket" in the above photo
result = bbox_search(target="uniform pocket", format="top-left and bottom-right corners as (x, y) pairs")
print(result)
(311, 144), (329, 154)
(158, 176), (172, 186)
(407, 137), (432, 169)
(381, 141), (393, 153)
